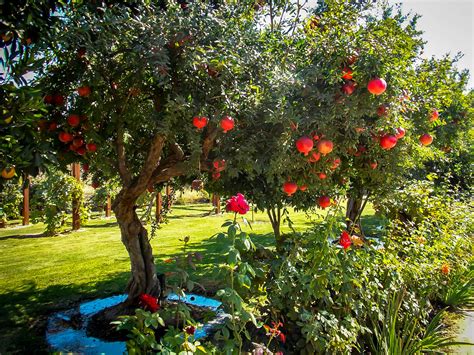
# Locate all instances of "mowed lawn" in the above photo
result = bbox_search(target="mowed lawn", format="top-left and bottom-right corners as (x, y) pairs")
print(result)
(0, 202), (380, 352)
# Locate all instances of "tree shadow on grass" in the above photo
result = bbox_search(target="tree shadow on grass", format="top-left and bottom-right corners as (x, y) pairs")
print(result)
(171, 205), (213, 213)
(165, 213), (212, 220)
(0, 273), (129, 354)
(0, 233), (50, 241)
(83, 222), (119, 229)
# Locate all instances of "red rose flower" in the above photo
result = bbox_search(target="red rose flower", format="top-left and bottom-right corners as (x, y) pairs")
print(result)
(226, 193), (250, 215)
(339, 230), (352, 249)
(139, 293), (159, 313)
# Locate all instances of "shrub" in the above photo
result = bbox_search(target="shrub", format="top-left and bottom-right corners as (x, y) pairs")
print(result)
(266, 219), (403, 353)
(31, 170), (88, 235)
(375, 180), (473, 301)
(0, 179), (22, 220)
(261, 192), (473, 353)
(174, 188), (209, 205)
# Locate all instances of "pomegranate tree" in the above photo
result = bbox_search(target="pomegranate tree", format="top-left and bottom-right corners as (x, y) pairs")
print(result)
(31, 2), (278, 303)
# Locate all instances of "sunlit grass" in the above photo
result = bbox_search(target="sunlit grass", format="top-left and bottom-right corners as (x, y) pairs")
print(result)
(0, 202), (381, 352)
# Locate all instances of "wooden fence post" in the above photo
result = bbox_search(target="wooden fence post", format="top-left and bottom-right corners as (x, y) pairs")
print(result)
(71, 163), (81, 230)
(22, 174), (30, 226)
(105, 194), (111, 217)
(215, 194), (221, 214)
(156, 192), (162, 223)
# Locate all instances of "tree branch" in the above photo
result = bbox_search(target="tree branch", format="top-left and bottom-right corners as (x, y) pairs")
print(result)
(116, 124), (133, 186)
(125, 134), (167, 199)
(147, 124), (218, 188)
(200, 124), (219, 163)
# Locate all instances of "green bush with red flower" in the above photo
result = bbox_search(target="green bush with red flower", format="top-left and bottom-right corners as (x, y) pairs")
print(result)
(242, 181), (473, 353)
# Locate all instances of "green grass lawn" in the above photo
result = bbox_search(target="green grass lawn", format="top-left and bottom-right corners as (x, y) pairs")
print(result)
(0, 202), (382, 353)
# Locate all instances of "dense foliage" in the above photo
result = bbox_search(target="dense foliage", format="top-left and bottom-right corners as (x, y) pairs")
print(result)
(0, 179), (22, 221)
(30, 169), (88, 235)
(0, 0), (472, 352)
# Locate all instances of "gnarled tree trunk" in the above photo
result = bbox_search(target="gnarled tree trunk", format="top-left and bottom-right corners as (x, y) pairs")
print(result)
(114, 191), (161, 303)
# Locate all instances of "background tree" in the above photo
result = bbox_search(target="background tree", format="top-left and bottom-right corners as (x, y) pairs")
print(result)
(0, 1), (66, 181)
(209, 0), (472, 245)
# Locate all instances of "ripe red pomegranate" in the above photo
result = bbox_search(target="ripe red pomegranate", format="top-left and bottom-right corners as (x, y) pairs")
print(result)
(358, 145), (367, 153)
(395, 127), (406, 139)
(342, 80), (356, 95)
(72, 137), (84, 148)
(59, 132), (73, 143)
(296, 136), (314, 156)
(77, 86), (91, 97)
(220, 116), (234, 133)
(212, 172), (221, 180)
(367, 78), (387, 95)
(419, 133), (433, 146)
(53, 94), (65, 106)
(341, 67), (353, 80)
(379, 134), (397, 150)
(76, 146), (86, 155)
(283, 181), (298, 196)
(318, 172), (327, 180)
(377, 105), (388, 117)
(86, 143), (97, 152)
(193, 116), (208, 129)
(318, 195), (331, 209)
(67, 114), (81, 127)
(44, 94), (54, 104)
(213, 159), (226, 172)
(48, 122), (58, 132)
(299, 185), (308, 192)
(369, 161), (378, 169)
(429, 110), (439, 122)
(317, 139), (334, 155)
(308, 151), (321, 163)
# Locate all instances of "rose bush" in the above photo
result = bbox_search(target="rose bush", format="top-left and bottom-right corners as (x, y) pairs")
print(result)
(225, 193), (250, 215)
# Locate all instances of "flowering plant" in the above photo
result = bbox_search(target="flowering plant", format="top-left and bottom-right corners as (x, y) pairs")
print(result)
(139, 293), (160, 313)
(339, 230), (352, 249)
(226, 193), (250, 215)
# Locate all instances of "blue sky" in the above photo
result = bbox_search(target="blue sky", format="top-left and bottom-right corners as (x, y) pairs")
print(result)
(305, 0), (473, 89)
(390, 0), (473, 89)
